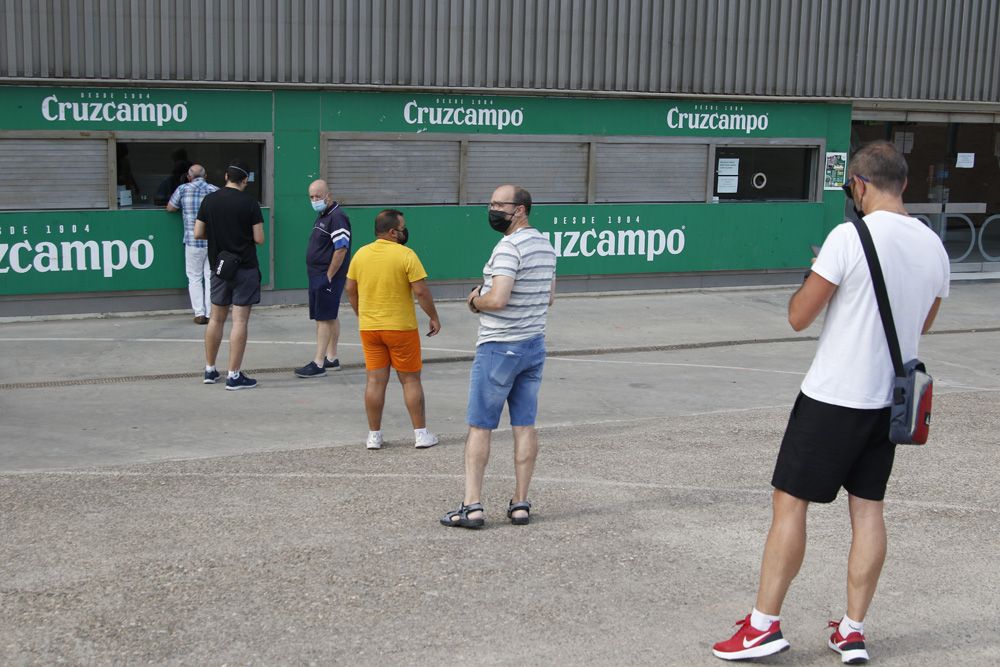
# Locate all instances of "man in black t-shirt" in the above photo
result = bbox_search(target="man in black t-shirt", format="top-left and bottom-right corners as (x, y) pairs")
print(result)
(194, 160), (265, 390)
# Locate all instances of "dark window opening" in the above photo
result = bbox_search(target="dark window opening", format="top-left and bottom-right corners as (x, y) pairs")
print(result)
(115, 141), (264, 208)
(714, 147), (815, 202)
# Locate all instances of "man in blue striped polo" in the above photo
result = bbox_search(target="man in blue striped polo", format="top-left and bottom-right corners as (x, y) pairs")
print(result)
(441, 184), (557, 529)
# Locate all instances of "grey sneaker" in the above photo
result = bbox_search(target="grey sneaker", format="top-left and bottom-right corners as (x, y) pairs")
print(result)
(295, 361), (326, 378)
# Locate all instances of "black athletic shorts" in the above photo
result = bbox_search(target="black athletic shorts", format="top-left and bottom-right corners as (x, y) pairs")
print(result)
(771, 392), (895, 503)
(308, 274), (345, 321)
(211, 267), (261, 307)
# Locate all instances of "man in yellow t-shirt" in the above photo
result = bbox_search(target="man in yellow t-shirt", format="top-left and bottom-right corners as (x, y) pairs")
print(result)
(345, 209), (442, 451)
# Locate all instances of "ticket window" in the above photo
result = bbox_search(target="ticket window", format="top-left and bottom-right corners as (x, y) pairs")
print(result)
(115, 141), (264, 208)
(713, 146), (817, 202)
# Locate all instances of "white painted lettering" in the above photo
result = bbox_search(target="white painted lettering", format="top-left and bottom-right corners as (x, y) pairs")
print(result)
(9, 240), (31, 273)
(101, 240), (128, 277)
(129, 240), (154, 269)
(41, 95), (59, 121)
(646, 229), (666, 261)
(667, 228), (685, 254)
(61, 240), (99, 271)
(403, 100), (418, 124)
(32, 241), (59, 272)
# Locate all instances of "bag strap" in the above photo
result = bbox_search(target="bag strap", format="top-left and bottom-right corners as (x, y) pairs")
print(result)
(851, 218), (905, 379)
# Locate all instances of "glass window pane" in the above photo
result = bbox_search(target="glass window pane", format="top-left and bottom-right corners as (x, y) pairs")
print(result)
(116, 141), (265, 207)
(713, 146), (815, 201)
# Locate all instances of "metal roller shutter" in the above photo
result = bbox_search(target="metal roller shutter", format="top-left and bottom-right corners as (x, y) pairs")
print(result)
(595, 143), (708, 203)
(466, 141), (588, 204)
(0, 139), (109, 210)
(326, 139), (460, 206)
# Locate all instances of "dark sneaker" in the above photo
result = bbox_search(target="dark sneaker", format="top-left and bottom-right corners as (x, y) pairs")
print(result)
(324, 357), (341, 370)
(203, 368), (220, 384)
(712, 614), (790, 661)
(225, 372), (258, 391)
(828, 620), (869, 664)
(193, 315), (209, 325)
(295, 361), (326, 378)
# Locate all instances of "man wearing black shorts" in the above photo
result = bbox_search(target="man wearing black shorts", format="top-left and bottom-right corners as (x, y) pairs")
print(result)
(713, 141), (950, 664)
(194, 159), (265, 391)
(294, 179), (351, 378)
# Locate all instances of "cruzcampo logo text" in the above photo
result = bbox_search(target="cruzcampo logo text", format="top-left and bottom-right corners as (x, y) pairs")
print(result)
(666, 104), (769, 135)
(403, 98), (524, 130)
(41, 92), (189, 126)
(0, 237), (155, 277)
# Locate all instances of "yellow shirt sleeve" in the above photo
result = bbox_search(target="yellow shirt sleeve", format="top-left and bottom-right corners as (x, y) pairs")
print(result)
(405, 250), (428, 283)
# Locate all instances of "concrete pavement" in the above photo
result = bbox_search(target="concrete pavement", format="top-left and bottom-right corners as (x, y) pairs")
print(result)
(1, 282), (998, 664)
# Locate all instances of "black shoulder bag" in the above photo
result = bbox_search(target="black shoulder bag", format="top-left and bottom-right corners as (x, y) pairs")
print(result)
(851, 218), (933, 445)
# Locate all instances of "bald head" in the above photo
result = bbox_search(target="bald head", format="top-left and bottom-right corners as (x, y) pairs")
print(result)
(309, 179), (330, 198)
(490, 184), (532, 216)
(188, 164), (206, 180)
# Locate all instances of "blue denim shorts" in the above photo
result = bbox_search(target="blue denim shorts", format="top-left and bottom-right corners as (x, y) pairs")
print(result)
(467, 335), (546, 429)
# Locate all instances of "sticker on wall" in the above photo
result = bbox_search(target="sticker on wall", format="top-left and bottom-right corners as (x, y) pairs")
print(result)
(955, 153), (975, 168)
(824, 152), (848, 190)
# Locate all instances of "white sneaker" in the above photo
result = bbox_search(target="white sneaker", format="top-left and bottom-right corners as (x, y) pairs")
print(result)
(366, 432), (383, 450)
(414, 432), (439, 449)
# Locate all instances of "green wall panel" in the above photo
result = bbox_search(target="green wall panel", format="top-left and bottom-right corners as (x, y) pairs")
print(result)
(0, 209), (270, 296)
(0, 86), (853, 297)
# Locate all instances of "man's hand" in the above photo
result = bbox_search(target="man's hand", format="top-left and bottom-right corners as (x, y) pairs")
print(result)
(427, 317), (441, 337)
(467, 285), (482, 313)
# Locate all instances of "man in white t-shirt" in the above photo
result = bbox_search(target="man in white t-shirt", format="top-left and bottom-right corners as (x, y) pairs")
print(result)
(713, 141), (949, 664)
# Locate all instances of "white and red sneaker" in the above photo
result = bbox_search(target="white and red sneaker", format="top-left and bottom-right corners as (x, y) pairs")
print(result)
(712, 614), (790, 661)
(828, 620), (869, 664)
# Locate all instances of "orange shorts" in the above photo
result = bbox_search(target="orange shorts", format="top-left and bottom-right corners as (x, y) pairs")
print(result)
(360, 329), (423, 372)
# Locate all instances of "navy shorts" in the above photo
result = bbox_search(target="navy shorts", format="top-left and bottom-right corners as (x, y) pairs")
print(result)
(210, 267), (261, 307)
(467, 335), (546, 429)
(771, 392), (895, 503)
(308, 274), (345, 321)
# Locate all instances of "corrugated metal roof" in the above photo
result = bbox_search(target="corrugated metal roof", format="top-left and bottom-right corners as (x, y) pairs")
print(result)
(1, 0), (998, 102)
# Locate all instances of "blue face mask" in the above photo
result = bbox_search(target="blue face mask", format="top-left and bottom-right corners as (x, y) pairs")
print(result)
(311, 199), (327, 213)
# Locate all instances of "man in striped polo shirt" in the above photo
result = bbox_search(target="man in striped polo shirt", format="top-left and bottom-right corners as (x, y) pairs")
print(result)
(441, 184), (557, 530)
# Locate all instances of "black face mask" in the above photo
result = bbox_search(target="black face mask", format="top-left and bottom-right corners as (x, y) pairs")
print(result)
(395, 227), (409, 245)
(488, 209), (514, 233)
(843, 180), (865, 220)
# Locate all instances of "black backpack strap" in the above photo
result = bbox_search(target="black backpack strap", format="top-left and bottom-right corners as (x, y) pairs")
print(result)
(851, 218), (905, 379)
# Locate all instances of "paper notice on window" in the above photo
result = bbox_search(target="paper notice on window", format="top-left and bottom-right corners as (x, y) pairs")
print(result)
(717, 176), (739, 193)
(955, 153), (975, 168)
(717, 158), (740, 176)
(893, 131), (914, 154)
